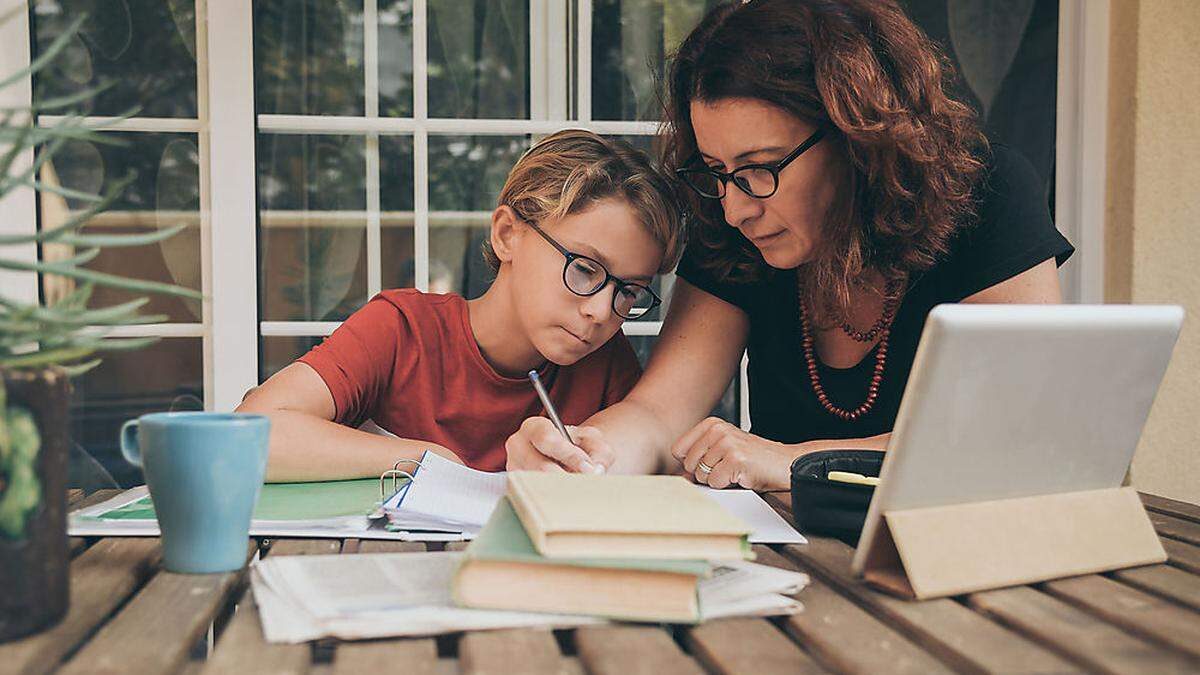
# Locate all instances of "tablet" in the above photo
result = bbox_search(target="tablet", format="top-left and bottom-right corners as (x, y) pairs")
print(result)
(851, 304), (1183, 576)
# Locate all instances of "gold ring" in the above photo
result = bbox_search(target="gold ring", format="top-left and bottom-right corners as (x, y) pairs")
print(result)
(697, 460), (714, 474)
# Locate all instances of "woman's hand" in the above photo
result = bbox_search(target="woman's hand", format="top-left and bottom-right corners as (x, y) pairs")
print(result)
(505, 417), (614, 474)
(670, 417), (796, 490)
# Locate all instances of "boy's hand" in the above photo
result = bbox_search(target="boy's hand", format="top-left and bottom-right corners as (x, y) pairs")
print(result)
(505, 417), (614, 474)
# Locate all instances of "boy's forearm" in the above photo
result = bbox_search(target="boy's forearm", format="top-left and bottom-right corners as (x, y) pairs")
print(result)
(252, 409), (450, 482)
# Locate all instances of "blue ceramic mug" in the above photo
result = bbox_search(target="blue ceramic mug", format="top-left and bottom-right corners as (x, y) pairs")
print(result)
(120, 412), (270, 573)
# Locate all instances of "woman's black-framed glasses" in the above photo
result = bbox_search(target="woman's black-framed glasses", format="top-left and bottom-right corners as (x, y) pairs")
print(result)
(676, 127), (827, 200)
(522, 217), (662, 320)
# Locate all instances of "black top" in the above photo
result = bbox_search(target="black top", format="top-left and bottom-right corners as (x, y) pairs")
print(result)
(676, 144), (1075, 443)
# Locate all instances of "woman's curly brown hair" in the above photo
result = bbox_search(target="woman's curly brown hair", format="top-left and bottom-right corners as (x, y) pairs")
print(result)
(661, 0), (988, 324)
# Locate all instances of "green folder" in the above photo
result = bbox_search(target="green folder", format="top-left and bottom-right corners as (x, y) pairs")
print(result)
(89, 478), (387, 522)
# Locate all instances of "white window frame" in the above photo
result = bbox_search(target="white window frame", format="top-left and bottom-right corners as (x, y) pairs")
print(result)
(1055, 0), (1109, 305)
(0, 0), (1109, 430)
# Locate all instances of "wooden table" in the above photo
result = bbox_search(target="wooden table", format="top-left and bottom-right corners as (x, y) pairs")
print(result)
(3, 490), (1200, 674)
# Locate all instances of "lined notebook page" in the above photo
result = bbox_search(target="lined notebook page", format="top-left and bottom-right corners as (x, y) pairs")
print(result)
(386, 452), (508, 528)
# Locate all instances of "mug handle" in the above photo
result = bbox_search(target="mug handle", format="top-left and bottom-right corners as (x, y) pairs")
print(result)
(120, 420), (142, 467)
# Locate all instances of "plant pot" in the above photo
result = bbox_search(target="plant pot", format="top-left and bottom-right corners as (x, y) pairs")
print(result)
(0, 368), (71, 642)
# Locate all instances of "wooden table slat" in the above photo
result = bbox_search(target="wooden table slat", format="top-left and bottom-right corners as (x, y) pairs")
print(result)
(267, 539), (343, 557)
(751, 542), (955, 675)
(685, 618), (827, 675)
(575, 625), (704, 675)
(776, 538), (1082, 674)
(1111, 563), (1200, 612)
(778, 569), (956, 675)
(1141, 492), (1200, 524)
(459, 628), (566, 675)
(1042, 572), (1200, 660)
(0, 538), (160, 675)
(968, 585), (1199, 674)
(66, 488), (85, 507)
(69, 488), (121, 511)
(202, 587), (311, 674)
(58, 540), (258, 675)
(1149, 511), (1200, 547)
(1160, 537), (1200, 575)
(355, 540), (429, 554)
(333, 638), (438, 674)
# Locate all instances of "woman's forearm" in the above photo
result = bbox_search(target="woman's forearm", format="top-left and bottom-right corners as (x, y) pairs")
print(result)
(584, 396), (693, 475)
(251, 409), (454, 482)
(794, 432), (891, 457)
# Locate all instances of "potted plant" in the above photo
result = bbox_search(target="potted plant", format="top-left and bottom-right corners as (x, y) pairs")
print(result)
(0, 15), (201, 641)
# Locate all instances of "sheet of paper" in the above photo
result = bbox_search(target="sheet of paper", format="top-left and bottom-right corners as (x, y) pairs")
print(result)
(251, 552), (602, 642)
(699, 488), (808, 544)
(700, 559), (809, 605)
(250, 551), (805, 642)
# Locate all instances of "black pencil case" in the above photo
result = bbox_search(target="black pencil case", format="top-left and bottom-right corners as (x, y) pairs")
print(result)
(790, 449), (885, 546)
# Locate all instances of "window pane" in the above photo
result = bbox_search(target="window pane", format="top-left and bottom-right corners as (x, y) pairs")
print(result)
(254, 0), (366, 116)
(70, 338), (204, 487)
(899, 0), (1058, 192)
(380, 135), (416, 289)
(31, 0), (198, 118)
(627, 336), (738, 424)
(428, 135), (529, 298)
(591, 0), (718, 121)
(260, 336), (324, 382)
(258, 134), (368, 321)
(38, 132), (202, 323)
(427, 0), (529, 119)
(378, 0), (415, 117)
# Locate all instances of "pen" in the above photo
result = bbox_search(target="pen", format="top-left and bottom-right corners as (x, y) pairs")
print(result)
(528, 370), (575, 445)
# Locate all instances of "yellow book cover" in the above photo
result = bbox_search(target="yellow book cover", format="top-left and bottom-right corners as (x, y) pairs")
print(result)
(507, 472), (752, 560)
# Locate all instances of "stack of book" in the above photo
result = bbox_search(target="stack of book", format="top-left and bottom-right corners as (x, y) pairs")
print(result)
(454, 472), (807, 623)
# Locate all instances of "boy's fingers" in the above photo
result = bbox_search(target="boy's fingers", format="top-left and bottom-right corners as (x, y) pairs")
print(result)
(530, 425), (597, 474)
(568, 426), (614, 472)
(532, 460), (568, 473)
(568, 427), (614, 470)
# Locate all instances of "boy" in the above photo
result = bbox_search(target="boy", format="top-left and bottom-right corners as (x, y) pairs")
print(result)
(237, 130), (683, 481)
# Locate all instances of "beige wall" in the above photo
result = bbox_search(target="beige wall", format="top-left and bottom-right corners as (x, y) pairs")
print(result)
(1107, 0), (1200, 502)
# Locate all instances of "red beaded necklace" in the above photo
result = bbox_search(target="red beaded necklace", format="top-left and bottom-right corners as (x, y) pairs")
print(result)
(797, 275), (902, 421)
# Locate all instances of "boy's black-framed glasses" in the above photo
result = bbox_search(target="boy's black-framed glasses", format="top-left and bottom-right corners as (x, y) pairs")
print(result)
(519, 215), (662, 320)
(676, 127), (827, 200)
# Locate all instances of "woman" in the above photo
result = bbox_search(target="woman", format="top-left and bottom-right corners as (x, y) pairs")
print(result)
(505, 0), (1073, 489)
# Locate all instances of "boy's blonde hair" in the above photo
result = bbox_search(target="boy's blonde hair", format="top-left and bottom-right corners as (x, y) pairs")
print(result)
(486, 129), (683, 274)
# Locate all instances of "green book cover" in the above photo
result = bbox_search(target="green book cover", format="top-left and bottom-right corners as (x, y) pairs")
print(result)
(464, 497), (711, 577)
(86, 478), (385, 522)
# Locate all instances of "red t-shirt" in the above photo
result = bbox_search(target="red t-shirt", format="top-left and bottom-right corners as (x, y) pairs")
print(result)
(298, 289), (642, 471)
